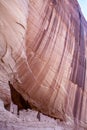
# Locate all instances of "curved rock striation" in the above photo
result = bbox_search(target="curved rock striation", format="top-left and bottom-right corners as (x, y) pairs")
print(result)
(0, 0), (87, 123)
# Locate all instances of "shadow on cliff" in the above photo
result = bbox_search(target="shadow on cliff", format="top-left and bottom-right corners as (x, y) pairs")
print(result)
(70, 12), (86, 122)
(8, 81), (32, 115)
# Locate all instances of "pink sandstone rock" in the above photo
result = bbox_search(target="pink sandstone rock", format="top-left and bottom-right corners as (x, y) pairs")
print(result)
(0, 0), (87, 125)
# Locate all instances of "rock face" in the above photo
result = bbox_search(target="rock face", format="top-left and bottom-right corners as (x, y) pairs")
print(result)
(0, 0), (87, 125)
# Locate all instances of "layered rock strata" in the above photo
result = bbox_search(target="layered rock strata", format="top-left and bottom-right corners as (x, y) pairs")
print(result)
(0, 0), (87, 124)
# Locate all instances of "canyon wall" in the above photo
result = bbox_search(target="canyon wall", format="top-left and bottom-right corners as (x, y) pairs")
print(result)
(0, 0), (87, 124)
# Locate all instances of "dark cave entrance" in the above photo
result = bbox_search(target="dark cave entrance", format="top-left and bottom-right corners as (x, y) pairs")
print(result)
(8, 81), (31, 115)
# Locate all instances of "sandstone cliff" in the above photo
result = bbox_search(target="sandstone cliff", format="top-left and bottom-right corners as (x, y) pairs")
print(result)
(0, 0), (87, 125)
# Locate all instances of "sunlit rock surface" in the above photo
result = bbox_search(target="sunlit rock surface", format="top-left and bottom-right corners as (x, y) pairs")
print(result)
(0, 104), (86, 130)
(0, 0), (87, 128)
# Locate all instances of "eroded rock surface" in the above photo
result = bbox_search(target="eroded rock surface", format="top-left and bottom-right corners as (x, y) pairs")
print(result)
(0, 104), (86, 130)
(0, 0), (87, 127)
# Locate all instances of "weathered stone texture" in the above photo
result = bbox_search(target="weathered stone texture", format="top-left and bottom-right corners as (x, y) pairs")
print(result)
(0, 0), (87, 125)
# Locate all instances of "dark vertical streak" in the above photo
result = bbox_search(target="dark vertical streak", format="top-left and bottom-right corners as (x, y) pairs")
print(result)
(72, 12), (86, 120)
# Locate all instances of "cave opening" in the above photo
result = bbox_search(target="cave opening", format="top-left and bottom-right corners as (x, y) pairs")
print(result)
(8, 81), (31, 115)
